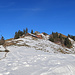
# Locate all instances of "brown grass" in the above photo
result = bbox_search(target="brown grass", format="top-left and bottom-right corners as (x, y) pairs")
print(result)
(5, 38), (13, 42)
(57, 48), (70, 54)
(61, 34), (67, 38)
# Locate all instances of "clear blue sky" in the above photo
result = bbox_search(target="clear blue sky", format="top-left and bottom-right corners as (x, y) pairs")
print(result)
(0, 0), (75, 39)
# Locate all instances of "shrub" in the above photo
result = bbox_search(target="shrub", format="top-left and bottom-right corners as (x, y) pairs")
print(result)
(0, 36), (5, 45)
(31, 30), (33, 34)
(64, 37), (72, 48)
(49, 32), (72, 48)
(14, 28), (29, 39)
(49, 37), (54, 42)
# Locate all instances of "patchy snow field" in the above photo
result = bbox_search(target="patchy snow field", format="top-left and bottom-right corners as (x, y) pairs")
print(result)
(0, 46), (75, 75)
(0, 36), (75, 75)
(0, 45), (5, 51)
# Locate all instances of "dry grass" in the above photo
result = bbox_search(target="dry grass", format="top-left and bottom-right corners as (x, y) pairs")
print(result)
(57, 48), (70, 54)
(5, 38), (13, 42)
(61, 34), (67, 38)
(3, 42), (16, 47)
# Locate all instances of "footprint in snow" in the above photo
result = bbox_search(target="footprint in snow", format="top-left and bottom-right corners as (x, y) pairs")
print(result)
(34, 60), (37, 62)
(4, 72), (10, 75)
(41, 57), (47, 61)
(23, 62), (31, 67)
(11, 67), (18, 71)
(23, 62), (27, 64)
(8, 64), (11, 66)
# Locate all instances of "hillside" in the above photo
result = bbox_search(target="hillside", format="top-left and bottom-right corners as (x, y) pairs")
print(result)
(0, 34), (75, 75)
(4, 34), (75, 54)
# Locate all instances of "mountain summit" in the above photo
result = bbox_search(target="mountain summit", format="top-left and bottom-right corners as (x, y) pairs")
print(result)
(0, 32), (75, 75)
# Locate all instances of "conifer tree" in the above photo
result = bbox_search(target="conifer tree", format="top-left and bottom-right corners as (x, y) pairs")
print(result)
(18, 30), (23, 36)
(59, 34), (63, 43)
(64, 37), (72, 48)
(49, 37), (54, 42)
(31, 30), (33, 34)
(0, 36), (5, 45)
(23, 29), (26, 34)
(26, 28), (28, 34)
(14, 32), (19, 39)
(68, 34), (70, 37)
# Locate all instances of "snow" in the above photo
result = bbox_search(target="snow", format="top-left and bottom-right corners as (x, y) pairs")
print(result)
(68, 38), (74, 42)
(0, 36), (75, 75)
(0, 45), (5, 51)
(0, 46), (75, 75)
(11, 36), (75, 54)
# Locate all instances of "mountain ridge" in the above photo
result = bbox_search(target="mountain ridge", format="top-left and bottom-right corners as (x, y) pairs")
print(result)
(3, 32), (75, 54)
(0, 32), (75, 75)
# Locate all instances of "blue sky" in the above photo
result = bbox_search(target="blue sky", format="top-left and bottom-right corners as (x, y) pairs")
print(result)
(0, 0), (75, 39)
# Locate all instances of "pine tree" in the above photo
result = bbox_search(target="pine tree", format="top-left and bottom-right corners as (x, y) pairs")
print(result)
(18, 30), (23, 36)
(68, 34), (70, 37)
(31, 30), (33, 34)
(52, 32), (54, 35)
(23, 29), (26, 34)
(1, 36), (5, 40)
(52, 32), (58, 39)
(26, 28), (28, 34)
(18, 30), (23, 37)
(59, 34), (62, 39)
(49, 36), (54, 42)
(64, 37), (72, 48)
(0, 36), (5, 45)
(56, 32), (58, 38)
(59, 34), (63, 43)
(14, 32), (19, 39)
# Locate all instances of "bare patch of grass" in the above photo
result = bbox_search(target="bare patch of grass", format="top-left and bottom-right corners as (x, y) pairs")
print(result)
(0, 50), (9, 52)
(15, 40), (23, 43)
(16, 43), (30, 47)
(3, 42), (16, 47)
(5, 38), (13, 42)
(57, 48), (70, 54)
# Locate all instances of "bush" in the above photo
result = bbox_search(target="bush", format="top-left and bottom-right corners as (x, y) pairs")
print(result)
(49, 37), (54, 42)
(68, 34), (75, 41)
(14, 30), (23, 39)
(14, 28), (29, 39)
(64, 37), (72, 48)
(0, 36), (5, 45)
(31, 30), (33, 34)
(49, 32), (72, 48)
(14, 32), (19, 39)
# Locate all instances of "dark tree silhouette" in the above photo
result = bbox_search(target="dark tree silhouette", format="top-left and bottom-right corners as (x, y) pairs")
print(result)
(0, 36), (5, 45)
(26, 28), (28, 34)
(31, 30), (33, 34)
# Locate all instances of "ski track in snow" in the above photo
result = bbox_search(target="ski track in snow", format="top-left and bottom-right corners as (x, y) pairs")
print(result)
(0, 36), (75, 75)
(0, 46), (75, 75)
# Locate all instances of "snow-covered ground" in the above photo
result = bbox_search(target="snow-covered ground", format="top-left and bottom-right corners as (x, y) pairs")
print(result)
(0, 45), (5, 51)
(0, 36), (75, 75)
(0, 46), (75, 75)
(11, 36), (75, 54)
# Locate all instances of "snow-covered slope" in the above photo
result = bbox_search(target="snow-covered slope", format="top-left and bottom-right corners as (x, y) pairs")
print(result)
(0, 45), (6, 51)
(6, 36), (75, 54)
(0, 36), (75, 75)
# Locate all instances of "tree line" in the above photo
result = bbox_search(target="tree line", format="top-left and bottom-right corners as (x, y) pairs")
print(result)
(68, 34), (75, 41)
(49, 32), (72, 48)
(14, 28), (33, 39)
(14, 28), (72, 48)
(0, 36), (5, 45)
